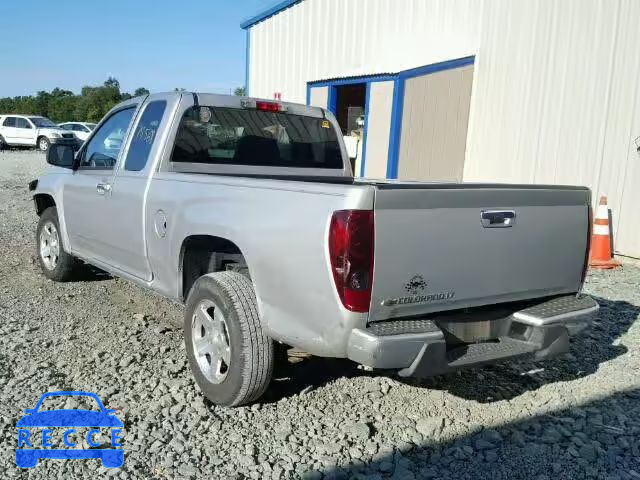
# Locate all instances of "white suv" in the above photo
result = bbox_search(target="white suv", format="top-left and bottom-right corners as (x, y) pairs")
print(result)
(0, 115), (78, 152)
(58, 122), (97, 142)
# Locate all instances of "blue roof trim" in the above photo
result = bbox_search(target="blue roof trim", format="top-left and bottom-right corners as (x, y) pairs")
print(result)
(241, 0), (303, 29)
(308, 74), (397, 88)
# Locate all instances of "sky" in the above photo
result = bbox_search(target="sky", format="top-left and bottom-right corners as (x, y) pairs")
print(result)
(0, 0), (275, 97)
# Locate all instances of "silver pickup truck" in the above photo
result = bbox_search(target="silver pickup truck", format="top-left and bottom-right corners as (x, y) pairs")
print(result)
(31, 92), (599, 406)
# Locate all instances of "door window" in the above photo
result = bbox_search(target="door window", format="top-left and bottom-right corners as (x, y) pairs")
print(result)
(3, 117), (16, 127)
(79, 107), (135, 170)
(15, 118), (32, 129)
(124, 101), (167, 172)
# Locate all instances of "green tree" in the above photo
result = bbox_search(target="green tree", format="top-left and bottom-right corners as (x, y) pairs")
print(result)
(104, 77), (120, 89)
(134, 87), (150, 96)
(0, 78), (132, 123)
(234, 86), (246, 96)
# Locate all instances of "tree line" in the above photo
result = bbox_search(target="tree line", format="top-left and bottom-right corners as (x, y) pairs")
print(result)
(0, 80), (247, 124)
(0, 77), (149, 124)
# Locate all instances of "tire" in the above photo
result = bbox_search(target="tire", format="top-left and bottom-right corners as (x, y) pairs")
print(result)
(37, 136), (50, 152)
(184, 272), (274, 407)
(36, 207), (77, 281)
(0, 135), (5, 150)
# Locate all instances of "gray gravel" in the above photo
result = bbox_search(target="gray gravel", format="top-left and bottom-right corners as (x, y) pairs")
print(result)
(0, 151), (639, 479)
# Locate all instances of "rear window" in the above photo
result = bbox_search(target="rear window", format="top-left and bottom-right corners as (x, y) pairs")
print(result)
(171, 106), (343, 169)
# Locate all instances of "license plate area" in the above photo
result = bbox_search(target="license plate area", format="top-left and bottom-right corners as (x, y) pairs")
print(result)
(436, 318), (508, 344)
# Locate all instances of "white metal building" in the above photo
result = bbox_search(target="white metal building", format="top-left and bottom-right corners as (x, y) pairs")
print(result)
(242, 0), (640, 258)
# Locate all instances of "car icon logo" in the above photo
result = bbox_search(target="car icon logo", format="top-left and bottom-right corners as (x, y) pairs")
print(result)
(15, 391), (124, 469)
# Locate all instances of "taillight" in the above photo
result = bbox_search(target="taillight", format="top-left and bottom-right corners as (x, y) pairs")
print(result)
(256, 101), (282, 112)
(581, 205), (593, 285)
(328, 210), (374, 313)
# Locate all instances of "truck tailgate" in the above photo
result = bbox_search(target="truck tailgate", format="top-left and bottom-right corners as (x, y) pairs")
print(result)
(370, 185), (590, 321)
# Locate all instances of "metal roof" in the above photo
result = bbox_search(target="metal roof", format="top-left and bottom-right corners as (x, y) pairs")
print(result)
(240, 0), (304, 29)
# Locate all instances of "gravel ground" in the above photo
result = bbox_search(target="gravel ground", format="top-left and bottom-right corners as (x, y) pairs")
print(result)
(0, 150), (639, 479)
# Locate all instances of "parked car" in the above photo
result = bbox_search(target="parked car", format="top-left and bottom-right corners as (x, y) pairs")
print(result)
(30, 92), (599, 407)
(58, 122), (97, 143)
(0, 115), (77, 152)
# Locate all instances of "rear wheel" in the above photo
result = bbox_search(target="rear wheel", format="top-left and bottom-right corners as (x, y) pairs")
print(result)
(184, 272), (274, 407)
(36, 207), (77, 281)
(38, 136), (50, 152)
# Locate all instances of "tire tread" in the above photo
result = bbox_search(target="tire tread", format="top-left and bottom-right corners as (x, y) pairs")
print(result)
(187, 272), (273, 406)
(36, 207), (77, 281)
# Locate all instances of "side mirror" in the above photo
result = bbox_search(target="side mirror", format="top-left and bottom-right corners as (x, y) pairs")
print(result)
(46, 144), (76, 169)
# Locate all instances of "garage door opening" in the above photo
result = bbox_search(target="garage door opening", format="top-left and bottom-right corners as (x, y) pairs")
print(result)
(332, 83), (366, 173)
(333, 83), (366, 135)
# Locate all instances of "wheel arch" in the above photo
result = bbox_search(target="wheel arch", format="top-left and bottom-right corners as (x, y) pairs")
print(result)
(33, 193), (56, 216)
(178, 234), (252, 302)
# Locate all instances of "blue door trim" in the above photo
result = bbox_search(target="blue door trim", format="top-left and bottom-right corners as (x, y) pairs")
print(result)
(306, 77), (382, 178)
(327, 86), (338, 115)
(386, 77), (406, 179)
(386, 55), (475, 179)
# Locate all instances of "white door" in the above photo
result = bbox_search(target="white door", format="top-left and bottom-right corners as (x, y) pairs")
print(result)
(1, 117), (19, 143)
(15, 117), (37, 145)
(63, 106), (138, 266)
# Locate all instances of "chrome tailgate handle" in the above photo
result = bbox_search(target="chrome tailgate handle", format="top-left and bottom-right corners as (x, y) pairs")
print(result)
(481, 210), (516, 228)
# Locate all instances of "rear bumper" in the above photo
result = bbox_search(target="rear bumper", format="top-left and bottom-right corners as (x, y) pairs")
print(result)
(347, 294), (598, 377)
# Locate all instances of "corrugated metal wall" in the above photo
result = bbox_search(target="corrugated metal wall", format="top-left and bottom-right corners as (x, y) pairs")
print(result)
(247, 0), (483, 103)
(247, 0), (640, 257)
(464, 0), (640, 257)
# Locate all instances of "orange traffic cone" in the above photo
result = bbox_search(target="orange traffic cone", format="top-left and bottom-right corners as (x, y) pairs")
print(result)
(589, 195), (621, 269)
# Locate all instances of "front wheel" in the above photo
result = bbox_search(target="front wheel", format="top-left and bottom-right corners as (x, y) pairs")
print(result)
(36, 207), (77, 281)
(38, 136), (50, 152)
(184, 272), (274, 407)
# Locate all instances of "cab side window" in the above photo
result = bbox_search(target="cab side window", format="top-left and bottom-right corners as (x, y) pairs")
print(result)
(79, 107), (135, 170)
(15, 118), (31, 129)
(3, 117), (16, 127)
(124, 101), (167, 172)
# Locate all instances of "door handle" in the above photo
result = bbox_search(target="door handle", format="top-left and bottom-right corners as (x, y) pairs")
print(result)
(96, 182), (112, 195)
(481, 210), (516, 228)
